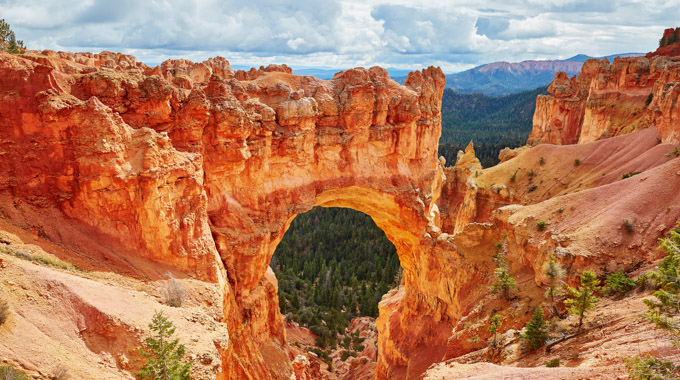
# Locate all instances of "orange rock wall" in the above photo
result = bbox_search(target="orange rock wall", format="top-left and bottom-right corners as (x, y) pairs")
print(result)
(0, 50), (465, 379)
(529, 55), (680, 145)
(4, 46), (680, 380)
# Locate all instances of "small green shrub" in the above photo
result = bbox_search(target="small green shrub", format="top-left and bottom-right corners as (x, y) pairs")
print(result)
(565, 270), (601, 329)
(528, 170), (535, 178)
(0, 365), (28, 380)
(539, 157), (545, 165)
(0, 296), (8, 326)
(605, 270), (636, 295)
(309, 347), (331, 362)
(558, 208), (564, 213)
(528, 185), (538, 192)
(666, 147), (680, 158)
(537, 221), (547, 231)
(490, 239), (516, 301)
(636, 273), (650, 290)
(626, 355), (676, 380)
(137, 311), (193, 380)
(488, 314), (502, 347)
(0, 246), (80, 272)
(622, 171), (641, 179)
(622, 219), (635, 234)
(510, 171), (517, 182)
(544, 254), (566, 319)
(574, 159), (581, 166)
(341, 350), (350, 361)
(546, 359), (560, 367)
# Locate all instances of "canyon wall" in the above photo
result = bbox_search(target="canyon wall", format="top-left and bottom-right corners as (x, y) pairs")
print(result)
(529, 53), (680, 146)
(435, 33), (680, 364)
(2, 37), (680, 380)
(0, 50), (471, 379)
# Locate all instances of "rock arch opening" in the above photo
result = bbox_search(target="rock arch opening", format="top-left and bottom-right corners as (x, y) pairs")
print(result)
(229, 182), (440, 380)
(270, 205), (401, 376)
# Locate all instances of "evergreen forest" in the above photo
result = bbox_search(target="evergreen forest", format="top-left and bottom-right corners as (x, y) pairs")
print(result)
(271, 206), (400, 348)
(438, 86), (547, 167)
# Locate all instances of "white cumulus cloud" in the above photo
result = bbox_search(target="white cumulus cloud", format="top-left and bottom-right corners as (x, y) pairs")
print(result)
(0, 0), (676, 72)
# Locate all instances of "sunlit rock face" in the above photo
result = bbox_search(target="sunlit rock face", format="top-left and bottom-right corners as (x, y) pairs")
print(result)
(5, 45), (679, 380)
(529, 54), (680, 146)
(0, 50), (467, 379)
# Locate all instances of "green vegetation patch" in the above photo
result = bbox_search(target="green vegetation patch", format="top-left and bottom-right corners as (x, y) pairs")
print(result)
(0, 244), (81, 272)
(271, 207), (400, 349)
(0, 365), (28, 380)
(438, 86), (548, 168)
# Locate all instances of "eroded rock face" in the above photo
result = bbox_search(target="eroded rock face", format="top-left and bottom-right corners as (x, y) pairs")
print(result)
(648, 27), (680, 58)
(4, 45), (679, 380)
(0, 50), (455, 379)
(0, 53), (222, 283)
(529, 52), (680, 145)
(435, 126), (680, 365)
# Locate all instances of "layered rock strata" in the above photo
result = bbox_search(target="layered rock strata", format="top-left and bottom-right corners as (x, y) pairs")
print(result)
(0, 50), (457, 379)
(529, 54), (680, 145)
(2, 44), (680, 380)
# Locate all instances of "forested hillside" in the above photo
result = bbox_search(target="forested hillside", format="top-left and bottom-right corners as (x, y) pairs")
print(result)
(438, 86), (547, 167)
(444, 62), (575, 96)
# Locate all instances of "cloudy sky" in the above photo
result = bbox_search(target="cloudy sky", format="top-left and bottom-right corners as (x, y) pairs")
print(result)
(1, 0), (678, 73)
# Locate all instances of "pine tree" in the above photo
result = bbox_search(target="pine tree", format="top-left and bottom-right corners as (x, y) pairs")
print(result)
(137, 311), (193, 380)
(627, 222), (680, 378)
(0, 19), (25, 54)
(488, 314), (502, 347)
(644, 222), (680, 340)
(521, 307), (548, 350)
(280, 294), (288, 315)
(543, 254), (566, 318)
(564, 270), (601, 329)
(490, 238), (516, 300)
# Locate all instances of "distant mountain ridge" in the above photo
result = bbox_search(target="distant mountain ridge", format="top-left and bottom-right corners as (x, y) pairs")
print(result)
(442, 53), (641, 96)
(262, 53), (640, 96)
(389, 53), (639, 96)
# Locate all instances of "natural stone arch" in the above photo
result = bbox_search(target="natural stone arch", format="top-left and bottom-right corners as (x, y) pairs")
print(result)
(258, 187), (422, 374)
(0, 52), (463, 380)
(198, 67), (451, 379)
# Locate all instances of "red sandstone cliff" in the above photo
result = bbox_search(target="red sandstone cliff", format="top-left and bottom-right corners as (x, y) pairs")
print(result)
(647, 27), (680, 58)
(428, 29), (680, 372)
(2, 34), (680, 380)
(0, 49), (449, 379)
(529, 29), (680, 146)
